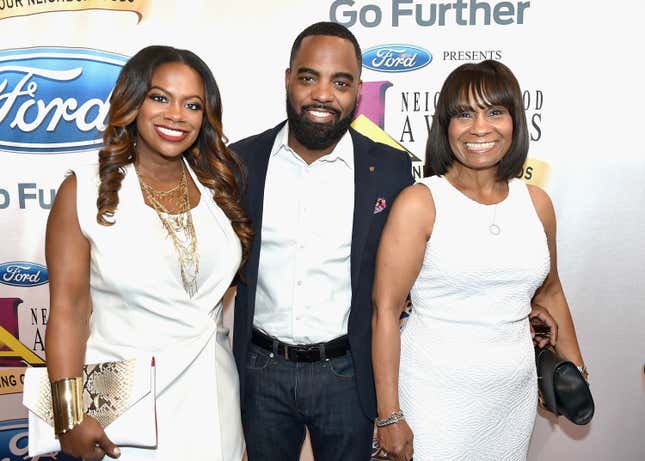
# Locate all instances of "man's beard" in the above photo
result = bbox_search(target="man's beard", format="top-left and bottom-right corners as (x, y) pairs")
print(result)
(286, 95), (356, 151)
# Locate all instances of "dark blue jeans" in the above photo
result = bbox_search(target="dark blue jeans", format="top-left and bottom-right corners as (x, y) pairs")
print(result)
(242, 343), (374, 461)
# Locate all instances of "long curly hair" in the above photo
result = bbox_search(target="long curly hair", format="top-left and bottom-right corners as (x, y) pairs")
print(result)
(97, 45), (253, 266)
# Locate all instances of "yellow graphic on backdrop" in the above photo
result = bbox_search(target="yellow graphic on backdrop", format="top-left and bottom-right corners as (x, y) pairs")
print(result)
(351, 114), (421, 161)
(352, 114), (406, 152)
(0, 325), (44, 365)
(520, 157), (550, 188)
(0, 368), (25, 395)
(0, 0), (149, 23)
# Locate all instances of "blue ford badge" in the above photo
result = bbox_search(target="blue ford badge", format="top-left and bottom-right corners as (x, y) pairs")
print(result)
(0, 261), (49, 287)
(0, 47), (128, 154)
(0, 419), (76, 460)
(362, 44), (432, 73)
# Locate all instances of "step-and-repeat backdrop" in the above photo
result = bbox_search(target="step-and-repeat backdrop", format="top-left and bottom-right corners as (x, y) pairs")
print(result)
(0, 1), (643, 459)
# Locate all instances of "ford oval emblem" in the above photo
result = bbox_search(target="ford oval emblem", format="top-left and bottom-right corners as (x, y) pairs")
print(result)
(0, 419), (76, 460)
(0, 47), (128, 154)
(362, 44), (432, 73)
(0, 419), (28, 461)
(0, 261), (49, 287)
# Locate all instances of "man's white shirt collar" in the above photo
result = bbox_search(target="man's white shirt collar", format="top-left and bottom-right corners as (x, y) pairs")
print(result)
(271, 123), (354, 170)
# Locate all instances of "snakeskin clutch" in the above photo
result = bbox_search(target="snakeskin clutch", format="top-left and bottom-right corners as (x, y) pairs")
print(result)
(23, 356), (157, 457)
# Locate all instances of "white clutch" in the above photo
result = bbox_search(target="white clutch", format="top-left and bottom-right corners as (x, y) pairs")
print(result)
(22, 356), (157, 457)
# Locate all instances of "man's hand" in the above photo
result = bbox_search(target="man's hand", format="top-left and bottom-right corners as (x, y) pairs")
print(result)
(530, 303), (558, 348)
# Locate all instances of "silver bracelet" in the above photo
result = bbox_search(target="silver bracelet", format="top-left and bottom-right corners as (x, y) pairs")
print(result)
(375, 410), (405, 427)
(577, 364), (589, 382)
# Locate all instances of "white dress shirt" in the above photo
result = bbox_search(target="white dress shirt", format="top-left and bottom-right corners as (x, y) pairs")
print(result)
(254, 124), (355, 344)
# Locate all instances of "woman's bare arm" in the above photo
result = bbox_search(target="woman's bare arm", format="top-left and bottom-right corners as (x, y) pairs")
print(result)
(372, 184), (434, 461)
(528, 185), (585, 367)
(45, 174), (119, 459)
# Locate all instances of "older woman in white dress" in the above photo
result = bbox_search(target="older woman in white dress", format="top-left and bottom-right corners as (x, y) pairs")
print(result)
(371, 60), (587, 461)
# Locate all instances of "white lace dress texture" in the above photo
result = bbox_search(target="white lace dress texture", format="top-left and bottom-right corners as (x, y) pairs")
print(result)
(399, 176), (550, 460)
(73, 161), (244, 460)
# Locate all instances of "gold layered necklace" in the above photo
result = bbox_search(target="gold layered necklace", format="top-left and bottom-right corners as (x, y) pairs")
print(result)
(135, 164), (199, 297)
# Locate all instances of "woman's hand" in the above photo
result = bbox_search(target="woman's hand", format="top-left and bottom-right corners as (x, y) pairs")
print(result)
(377, 420), (414, 461)
(59, 416), (120, 461)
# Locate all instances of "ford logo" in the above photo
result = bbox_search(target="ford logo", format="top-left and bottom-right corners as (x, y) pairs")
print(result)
(0, 419), (75, 460)
(0, 47), (128, 154)
(0, 261), (48, 287)
(0, 419), (28, 461)
(362, 44), (432, 73)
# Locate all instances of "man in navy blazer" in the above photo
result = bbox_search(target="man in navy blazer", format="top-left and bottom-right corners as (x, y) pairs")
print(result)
(231, 22), (413, 461)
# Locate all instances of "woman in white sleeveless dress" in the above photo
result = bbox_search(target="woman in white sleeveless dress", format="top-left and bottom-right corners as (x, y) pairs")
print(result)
(372, 60), (587, 461)
(43, 46), (252, 460)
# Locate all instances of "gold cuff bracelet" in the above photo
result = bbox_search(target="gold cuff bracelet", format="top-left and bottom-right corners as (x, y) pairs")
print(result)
(50, 376), (84, 437)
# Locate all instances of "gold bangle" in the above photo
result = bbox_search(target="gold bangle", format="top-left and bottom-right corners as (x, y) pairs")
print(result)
(50, 377), (84, 437)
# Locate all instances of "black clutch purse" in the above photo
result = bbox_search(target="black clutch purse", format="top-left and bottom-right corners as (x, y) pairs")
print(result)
(535, 345), (594, 425)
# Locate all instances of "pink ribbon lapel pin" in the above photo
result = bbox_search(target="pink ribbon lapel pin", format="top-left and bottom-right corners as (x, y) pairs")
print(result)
(373, 197), (387, 214)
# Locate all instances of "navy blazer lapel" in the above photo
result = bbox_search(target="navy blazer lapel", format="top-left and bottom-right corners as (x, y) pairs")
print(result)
(241, 122), (285, 287)
(350, 129), (378, 294)
(246, 150), (271, 235)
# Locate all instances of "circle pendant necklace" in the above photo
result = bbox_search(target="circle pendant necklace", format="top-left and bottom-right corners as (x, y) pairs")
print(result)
(489, 204), (501, 236)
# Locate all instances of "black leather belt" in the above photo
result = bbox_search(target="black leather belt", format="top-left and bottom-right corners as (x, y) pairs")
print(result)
(251, 328), (350, 362)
